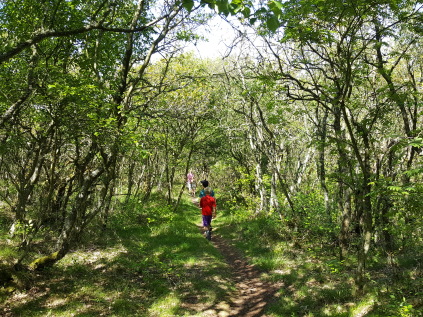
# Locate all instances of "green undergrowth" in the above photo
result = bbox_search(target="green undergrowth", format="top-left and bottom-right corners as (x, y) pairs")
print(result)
(214, 207), (422, 317)
(2, 194), (234, 316)
(2, 194), (421, 316)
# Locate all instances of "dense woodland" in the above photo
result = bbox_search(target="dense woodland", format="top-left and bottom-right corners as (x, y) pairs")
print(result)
(1, 0), (422, 316)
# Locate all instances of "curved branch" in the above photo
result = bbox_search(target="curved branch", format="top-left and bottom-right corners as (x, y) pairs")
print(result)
(0, 15), (167, 64)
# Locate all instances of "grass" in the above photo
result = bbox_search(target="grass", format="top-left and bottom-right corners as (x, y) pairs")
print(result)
(1, 194), (422, 316)
(1, 195), (234, 316)
(213, 207), (423, 317)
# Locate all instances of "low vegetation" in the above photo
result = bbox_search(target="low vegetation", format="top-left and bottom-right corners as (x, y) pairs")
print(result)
(1, 193), (421, 316)
(216, 204), (422, 317)
(1, 1), (422, 316)
(1, 195), (234, 316)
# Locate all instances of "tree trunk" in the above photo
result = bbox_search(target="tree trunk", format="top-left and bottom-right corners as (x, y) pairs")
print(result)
(315, 107), (331, 221)
(339, 187), (352, 260)
(174, 145), (194, 212)
(125, 160), (136, 204)
(270, 170), (281, 217)
(355, 182), (373, 294)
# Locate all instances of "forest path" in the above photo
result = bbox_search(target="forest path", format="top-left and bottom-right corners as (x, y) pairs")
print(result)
(189, 197), (282, 317)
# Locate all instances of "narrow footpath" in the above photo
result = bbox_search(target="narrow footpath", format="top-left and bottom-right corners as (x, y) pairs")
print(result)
(191, 197), (283, 317)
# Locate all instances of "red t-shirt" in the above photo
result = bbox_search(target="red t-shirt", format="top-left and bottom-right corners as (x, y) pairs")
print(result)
(200, 195), (216, 216)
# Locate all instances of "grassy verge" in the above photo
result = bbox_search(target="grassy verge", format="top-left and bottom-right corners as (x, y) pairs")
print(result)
(2, 195), (234, 316)
(213, 208), (422, 317)
(2, 194), (421, 316)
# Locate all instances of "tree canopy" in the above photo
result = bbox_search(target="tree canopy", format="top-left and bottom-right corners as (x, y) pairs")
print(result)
(1, 0), (422, 315)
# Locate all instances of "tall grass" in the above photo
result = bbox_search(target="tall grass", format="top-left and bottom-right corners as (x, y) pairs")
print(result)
(1, 195), (234, 316)
(214, 205), (422, 317)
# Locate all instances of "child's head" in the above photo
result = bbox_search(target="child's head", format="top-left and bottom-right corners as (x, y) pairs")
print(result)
(200, 180), (209, 188)
(205, 188), (212, 195)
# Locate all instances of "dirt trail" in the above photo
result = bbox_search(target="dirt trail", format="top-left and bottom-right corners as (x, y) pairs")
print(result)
(209, 233), (282, 317)
(191, 197), (282, 317)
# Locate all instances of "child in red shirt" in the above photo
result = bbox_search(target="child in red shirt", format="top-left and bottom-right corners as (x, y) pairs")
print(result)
(199, 188), (216, 240)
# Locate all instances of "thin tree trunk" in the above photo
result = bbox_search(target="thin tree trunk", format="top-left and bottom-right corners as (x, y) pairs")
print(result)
(174, 145), (194, 212)
(339, 188), (352, 260)
(125, 160), (136, 204)
(270, 170), (280, 216)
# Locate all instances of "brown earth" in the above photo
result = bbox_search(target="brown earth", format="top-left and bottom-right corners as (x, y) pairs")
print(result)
(1, 199), (283, 317)
(207, 232), (282, 317)
(190, 198), (283, 316)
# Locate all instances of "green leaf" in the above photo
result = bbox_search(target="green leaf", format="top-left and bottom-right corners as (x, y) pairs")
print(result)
(271, 0), (283, 10)
(387, 186), (402, 192)
(242, 7), (251, 18)
(182, 0), (195, 11)
(216, 1), (230, 15)
(409, 137), (423, 147)
(268, 0), (283, 16)
(266, 15), (279, 32)
(249, 17), (257, 24)
(403, 168), (423, 176)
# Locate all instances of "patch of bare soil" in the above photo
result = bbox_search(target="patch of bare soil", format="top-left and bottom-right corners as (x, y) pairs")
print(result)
(191, 198), (282, 317)
(210, 233), (282, 317)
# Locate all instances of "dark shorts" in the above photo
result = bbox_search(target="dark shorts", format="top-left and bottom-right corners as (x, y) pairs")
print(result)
(202, 215), (212, 228)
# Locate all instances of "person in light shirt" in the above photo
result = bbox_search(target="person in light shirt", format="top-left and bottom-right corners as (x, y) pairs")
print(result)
(186, 171), (196, 196)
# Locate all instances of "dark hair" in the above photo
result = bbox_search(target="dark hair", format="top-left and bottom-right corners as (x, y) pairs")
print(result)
(200, 180), (209, 187)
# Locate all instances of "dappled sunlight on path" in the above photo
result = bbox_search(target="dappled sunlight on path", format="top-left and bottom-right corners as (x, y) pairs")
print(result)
(190, 197), (283, 316)
(209, 234), (283, 317)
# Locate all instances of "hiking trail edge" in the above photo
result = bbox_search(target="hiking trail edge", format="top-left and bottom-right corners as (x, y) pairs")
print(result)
(189, 197), (283, 317)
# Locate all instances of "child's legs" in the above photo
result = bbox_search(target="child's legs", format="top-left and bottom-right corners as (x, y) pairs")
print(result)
(202, 215), (212, 230)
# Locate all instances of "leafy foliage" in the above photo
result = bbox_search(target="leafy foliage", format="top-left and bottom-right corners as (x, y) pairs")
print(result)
(0, 0), (422, 314)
